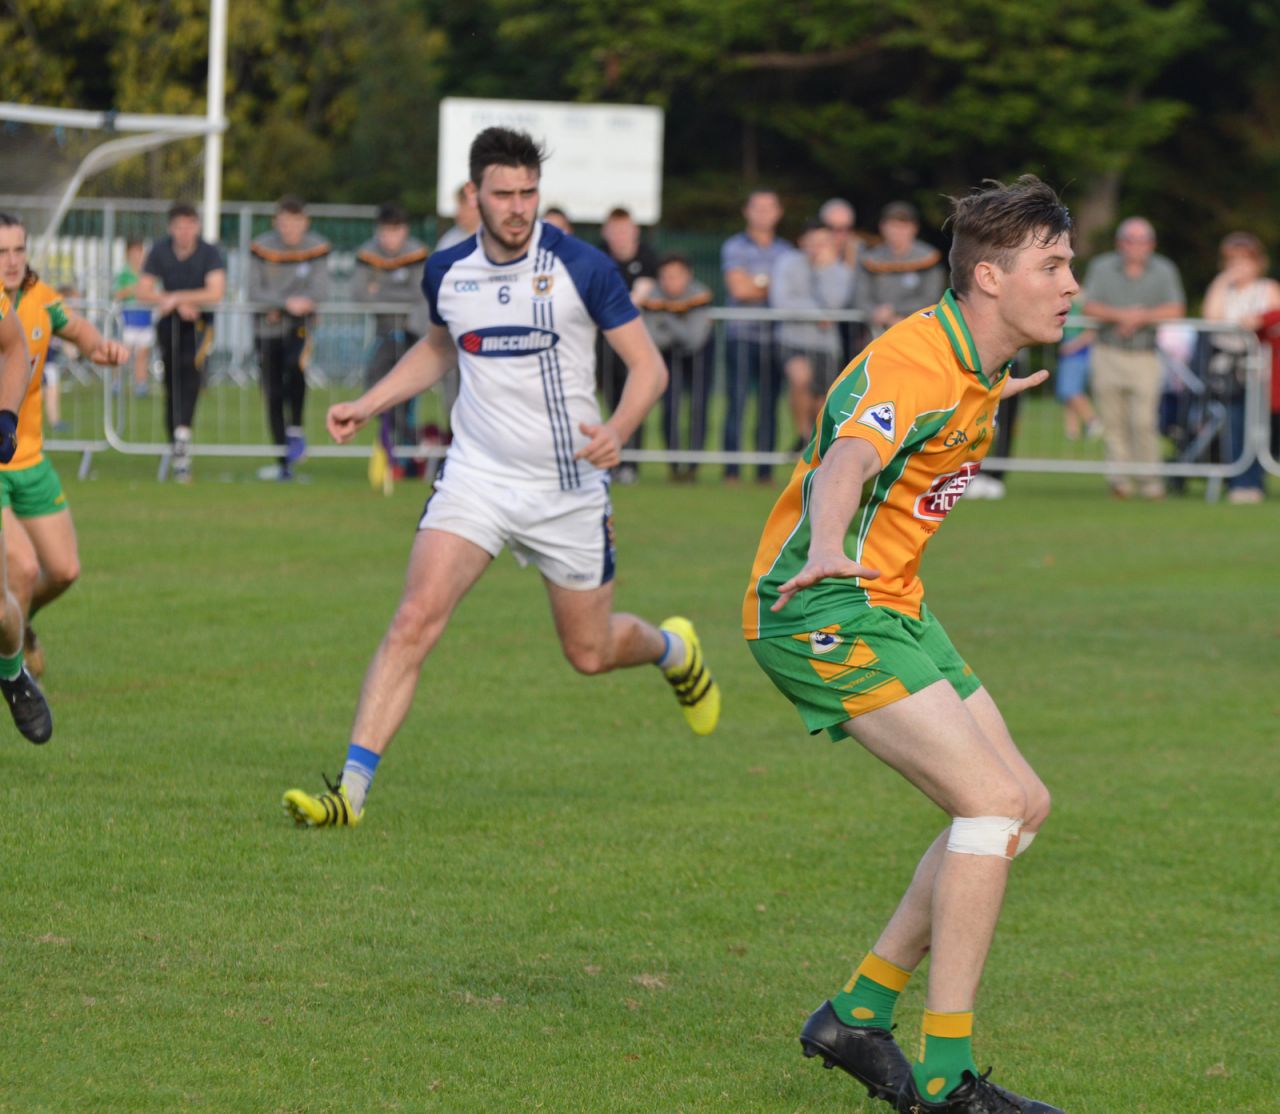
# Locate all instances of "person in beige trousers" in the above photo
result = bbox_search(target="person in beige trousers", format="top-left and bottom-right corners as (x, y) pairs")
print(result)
(1082, 218), (1185, 499)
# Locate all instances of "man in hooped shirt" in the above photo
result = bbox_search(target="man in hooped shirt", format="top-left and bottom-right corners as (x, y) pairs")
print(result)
(283, 127), (721, 827)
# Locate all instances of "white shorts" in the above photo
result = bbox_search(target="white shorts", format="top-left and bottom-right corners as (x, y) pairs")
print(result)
(121, 325), (155, 350)
(418, 463), (615, 590)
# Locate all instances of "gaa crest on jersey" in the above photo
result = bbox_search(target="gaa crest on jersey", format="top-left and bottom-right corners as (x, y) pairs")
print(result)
(914, 461), (980, 522)
(532, 273), (554, 297)
(31, 327), (43, 340)
(809, 629), (843, 654)
(856, 402), (896, 442)
(458, 325), (559, 356)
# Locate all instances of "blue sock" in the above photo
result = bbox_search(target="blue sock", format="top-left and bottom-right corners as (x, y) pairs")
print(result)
(657, 630), (686, 671)
(341, 743), (381, 813)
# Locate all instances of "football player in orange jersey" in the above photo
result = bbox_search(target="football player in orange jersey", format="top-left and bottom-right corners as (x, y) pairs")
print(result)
(745, 178), (1075, 1114)
(0, 213), (126, 687)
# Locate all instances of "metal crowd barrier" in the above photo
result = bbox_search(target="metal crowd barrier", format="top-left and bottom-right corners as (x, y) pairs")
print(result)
(40, 301), (1272, 493)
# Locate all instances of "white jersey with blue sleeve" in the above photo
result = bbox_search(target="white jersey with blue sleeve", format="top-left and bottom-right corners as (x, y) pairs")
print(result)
(423, 221), (640, 491)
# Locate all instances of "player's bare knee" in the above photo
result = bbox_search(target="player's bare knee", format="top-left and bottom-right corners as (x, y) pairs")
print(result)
(386, 598), (448, 657)
(1025, 782), (1051, 830)
(8, 551), (38, 602)
(48, 556), (80, 595)
(563, 644), (610, 676)
(962, 779), (1027, 825)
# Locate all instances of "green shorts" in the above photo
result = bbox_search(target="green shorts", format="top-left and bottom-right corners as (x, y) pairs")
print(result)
(0, 457), (69, 519)
(747, 604), (981, 740)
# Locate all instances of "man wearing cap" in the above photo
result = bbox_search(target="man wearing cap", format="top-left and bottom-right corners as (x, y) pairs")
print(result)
(857, 202), (947, 335)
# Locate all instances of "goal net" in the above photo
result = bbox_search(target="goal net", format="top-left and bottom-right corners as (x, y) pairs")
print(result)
(0, 103), (217, 301)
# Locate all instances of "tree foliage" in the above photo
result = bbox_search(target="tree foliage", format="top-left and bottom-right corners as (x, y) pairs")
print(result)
(2, 0), (1278, 280)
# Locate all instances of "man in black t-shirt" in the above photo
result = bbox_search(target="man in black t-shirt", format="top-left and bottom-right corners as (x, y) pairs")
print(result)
(137, 202), (227, 483)
(598, 207), (659, 482)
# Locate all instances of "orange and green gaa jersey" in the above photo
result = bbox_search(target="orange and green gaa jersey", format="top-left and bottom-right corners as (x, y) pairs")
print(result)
(5, 280), (68, 471)
(743, 289), (1013, 639)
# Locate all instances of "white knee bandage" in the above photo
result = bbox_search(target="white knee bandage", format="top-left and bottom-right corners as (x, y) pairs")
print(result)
(1014, 829), (1037, 857)
(947, 816), (1023, 859)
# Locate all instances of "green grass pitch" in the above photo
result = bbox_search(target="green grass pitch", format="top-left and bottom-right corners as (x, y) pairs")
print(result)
(3, 455), (1276, 1112)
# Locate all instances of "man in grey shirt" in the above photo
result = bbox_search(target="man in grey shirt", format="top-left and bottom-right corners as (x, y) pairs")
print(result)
(771, 220), (855, 446)
(856, 201), (946, 334)
(249, 195), (331, 480)
(353, 202), (430, 474)
(1082, 217), (1185, 499)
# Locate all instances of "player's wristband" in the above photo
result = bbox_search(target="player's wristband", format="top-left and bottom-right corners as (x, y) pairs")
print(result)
(0, 409), (17, 464)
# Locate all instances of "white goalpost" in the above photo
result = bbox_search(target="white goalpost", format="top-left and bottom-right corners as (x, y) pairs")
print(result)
(0, 0), (228, 248)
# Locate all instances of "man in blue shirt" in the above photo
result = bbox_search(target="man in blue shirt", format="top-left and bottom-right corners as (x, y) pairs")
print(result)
(721, 189), (793, 482)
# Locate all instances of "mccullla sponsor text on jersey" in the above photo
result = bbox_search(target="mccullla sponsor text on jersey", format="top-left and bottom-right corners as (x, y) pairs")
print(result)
(458, 326), (560, 356)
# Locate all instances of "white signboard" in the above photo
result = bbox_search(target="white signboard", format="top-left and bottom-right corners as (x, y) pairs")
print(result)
(438, 97), (664, 225)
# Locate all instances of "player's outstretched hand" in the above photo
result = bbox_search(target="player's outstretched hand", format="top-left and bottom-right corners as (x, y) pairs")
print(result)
(999, 368), (1050, 399)
(89, 339), (129, 367)
(771, 553), (880, 612)
(327, 401), (368, 444)
(575, 421), (622, 469)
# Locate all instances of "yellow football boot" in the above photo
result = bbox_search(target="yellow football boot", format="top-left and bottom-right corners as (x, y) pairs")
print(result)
(659, 616), (721, 736)
(283, 775), (362, 828)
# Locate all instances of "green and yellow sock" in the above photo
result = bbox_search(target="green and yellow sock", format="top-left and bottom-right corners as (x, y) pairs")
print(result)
(830, 952), (912, 1030)
(912, 1009), (978, 1101)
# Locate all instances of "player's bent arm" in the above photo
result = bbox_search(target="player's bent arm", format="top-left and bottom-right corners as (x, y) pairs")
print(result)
(0, 311), (32, 413)
(806, 437), (883, 561)
(58, 311), (128, 366)
(599, 316), (669, 443)
(771, 437), (882, 611)
(328, 324), (454, 443)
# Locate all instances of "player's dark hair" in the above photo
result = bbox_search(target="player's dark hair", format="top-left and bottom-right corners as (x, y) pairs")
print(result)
(945, 176), (1072, 297)
(376, 201), (408, 227)
(468, 127), (546, 186)
(0, 211), (38, 290)
(657, 251), (691, 271)
(276, 195), (306, 215)
(604, 207), (632, 224)
(167, 201), (198, 222)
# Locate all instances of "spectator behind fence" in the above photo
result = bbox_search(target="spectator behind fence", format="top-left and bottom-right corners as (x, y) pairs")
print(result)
(599, 207), (659, 484)
(136, 202), (227, 483)
(1200, 231), (1280, 503)
(543, 207), (574, 236)
(1256, 304), (1280, 469)
(722, 189), (793, 483)
(772, 219), (854, 448)
(1082, 217), (1185, 500)
(435, 183), (480, 252)
(641, 252), (714, 482)
(856, 201), (946, 334)
(819, 197), (867, 358)
(113, 238), (154, 398)
(249, 195), (331, 482)
(354, 202), (430, 476)
(430, 186), (480, 443)
(1055, 299), (1100, 441)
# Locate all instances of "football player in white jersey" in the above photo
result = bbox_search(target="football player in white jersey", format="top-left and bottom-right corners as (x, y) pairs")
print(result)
(283, 127), (721, 828)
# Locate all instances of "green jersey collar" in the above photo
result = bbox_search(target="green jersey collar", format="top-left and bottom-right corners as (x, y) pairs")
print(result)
(933, 288), (1012, 388)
